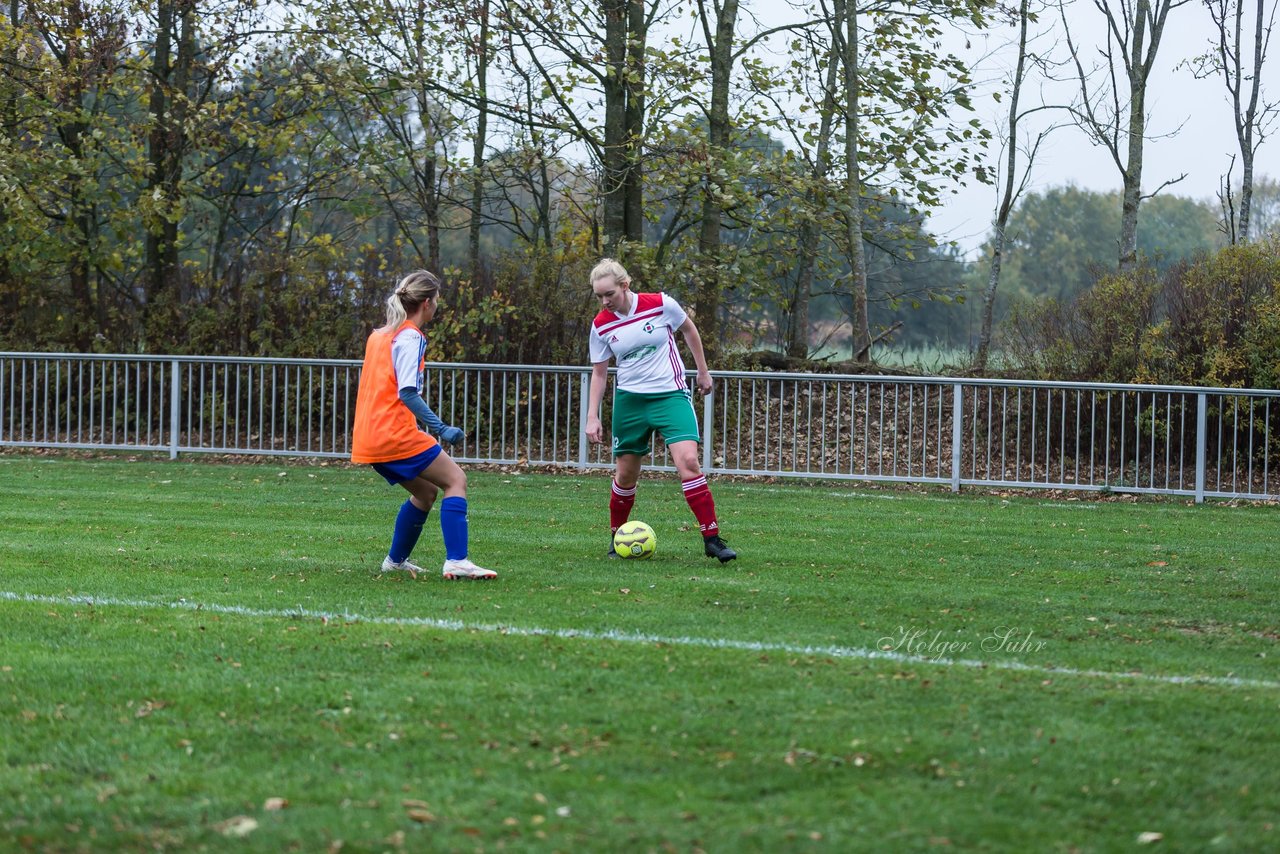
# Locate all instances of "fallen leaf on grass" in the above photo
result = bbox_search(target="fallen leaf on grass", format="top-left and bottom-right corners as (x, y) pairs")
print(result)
(1147, 561), (1168, 567)
(135, 700), (166, 718)
(263, 797), (288, 811)
(1137, 831), (1164, 844)
(215, 816), (258, 837)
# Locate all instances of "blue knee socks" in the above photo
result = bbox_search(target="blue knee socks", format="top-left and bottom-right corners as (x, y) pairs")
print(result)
(440, 496), (468, 561)
(388, 499), (430, 563)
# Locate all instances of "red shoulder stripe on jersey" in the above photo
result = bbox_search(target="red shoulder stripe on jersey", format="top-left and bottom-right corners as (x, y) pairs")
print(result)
(596, 307), (664, 335)
(593, 292), (665, 332)
(635, 292), (663, 311)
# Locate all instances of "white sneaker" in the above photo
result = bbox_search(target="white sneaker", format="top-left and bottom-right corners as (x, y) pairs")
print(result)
(380, 556), (425, 579)
(441, 558), (497, 580)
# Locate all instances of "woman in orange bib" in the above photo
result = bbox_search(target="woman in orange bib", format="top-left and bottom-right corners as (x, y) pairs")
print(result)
(351, 270), (496, 580)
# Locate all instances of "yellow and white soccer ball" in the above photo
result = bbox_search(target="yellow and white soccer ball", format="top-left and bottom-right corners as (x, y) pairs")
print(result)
(612, 521), (656, 559)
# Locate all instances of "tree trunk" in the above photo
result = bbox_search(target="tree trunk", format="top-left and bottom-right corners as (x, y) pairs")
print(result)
(623, 0), (646, 246)
(975, 0), (1032, 373)
(842, 0), (871, 361)
(468, 0), (490, 274)
(1117, 0), (1150, 272)
(1236, 0), (1267, 243)
(601, 0), (628, 255)
(67, 125), (96, 351)
(145, 0), (193, 326)
(409, 9), (441, 272)
(786, 9), (842, 359)
(539, 153), (553, 246)
(0, 0), (15, 324)
(144, 0), (173, 310)
(976, 224), (1008, 372)
(693, 0), (737, 361)
(423, 139), (440, 272)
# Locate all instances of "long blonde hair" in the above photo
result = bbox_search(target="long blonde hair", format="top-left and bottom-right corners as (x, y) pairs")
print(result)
(379, 270), (441, 332)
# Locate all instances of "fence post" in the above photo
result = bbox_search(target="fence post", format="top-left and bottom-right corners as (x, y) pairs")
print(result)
(1194, 392), (1207, 504)
(951, 383), (963, 493)
(578, 370), (589, 469)
(702, 380), (714, 474)
(169, 358), (181, 460)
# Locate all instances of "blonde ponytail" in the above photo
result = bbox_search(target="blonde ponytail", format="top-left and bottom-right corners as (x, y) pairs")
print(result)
(378, 270), (442, 332)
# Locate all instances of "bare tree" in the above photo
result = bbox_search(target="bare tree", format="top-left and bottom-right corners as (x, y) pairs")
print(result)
(1058, 0), (1190, 271)
(975, 0), (1063, 372)
(602, 0), (647, 254)
(467, 0), (492, 274)
(1200, 0), (1278, 243)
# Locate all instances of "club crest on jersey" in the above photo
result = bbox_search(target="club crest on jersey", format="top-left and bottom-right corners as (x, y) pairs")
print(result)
(643, 321), (655, 333)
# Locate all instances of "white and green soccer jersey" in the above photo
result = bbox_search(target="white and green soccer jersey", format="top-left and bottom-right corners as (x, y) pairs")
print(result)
(589, 292), (689, 393)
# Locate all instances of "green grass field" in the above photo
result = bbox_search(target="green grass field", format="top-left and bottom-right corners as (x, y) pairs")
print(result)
(1, 454), (1277, 852)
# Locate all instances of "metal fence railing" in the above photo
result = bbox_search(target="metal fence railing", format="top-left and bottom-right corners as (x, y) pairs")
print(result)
(3, 352), (1277, 502)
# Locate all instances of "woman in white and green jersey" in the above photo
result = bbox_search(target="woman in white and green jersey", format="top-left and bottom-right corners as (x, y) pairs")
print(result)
(583, 258), (737, 563)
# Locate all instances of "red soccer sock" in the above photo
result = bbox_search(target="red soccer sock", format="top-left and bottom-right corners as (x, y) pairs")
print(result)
(610, 479), (637, 534)
(681, 475), (719, 536)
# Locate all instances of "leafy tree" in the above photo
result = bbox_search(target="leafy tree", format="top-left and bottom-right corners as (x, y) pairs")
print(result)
(0, 0), (134, 350)
(991, 185), (1219, 308)
(762, 0), (991, 360)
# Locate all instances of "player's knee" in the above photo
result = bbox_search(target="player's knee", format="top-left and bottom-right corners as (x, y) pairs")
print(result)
(673, 453), (701, 477)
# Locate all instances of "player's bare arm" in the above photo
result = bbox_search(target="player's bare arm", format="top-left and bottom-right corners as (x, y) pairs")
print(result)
(585, 361), (610, 444)
(677, 317), (713, 394)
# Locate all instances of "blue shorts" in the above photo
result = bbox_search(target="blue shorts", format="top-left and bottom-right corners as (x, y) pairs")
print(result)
(371, 445), (442, 485)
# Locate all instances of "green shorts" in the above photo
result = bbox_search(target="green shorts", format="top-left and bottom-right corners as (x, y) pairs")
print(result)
(612, 389), (700, 456)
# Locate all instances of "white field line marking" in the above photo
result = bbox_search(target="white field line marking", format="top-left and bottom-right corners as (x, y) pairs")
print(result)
(3, 590), (1276, 691)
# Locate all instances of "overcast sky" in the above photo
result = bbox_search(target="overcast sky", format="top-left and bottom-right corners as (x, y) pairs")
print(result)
(925, 6), (1279, 256)
(746, 3), (1276, 256)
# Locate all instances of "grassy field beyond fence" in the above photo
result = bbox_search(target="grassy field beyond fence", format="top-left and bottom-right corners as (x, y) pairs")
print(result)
(1, 455), (1277, 852)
